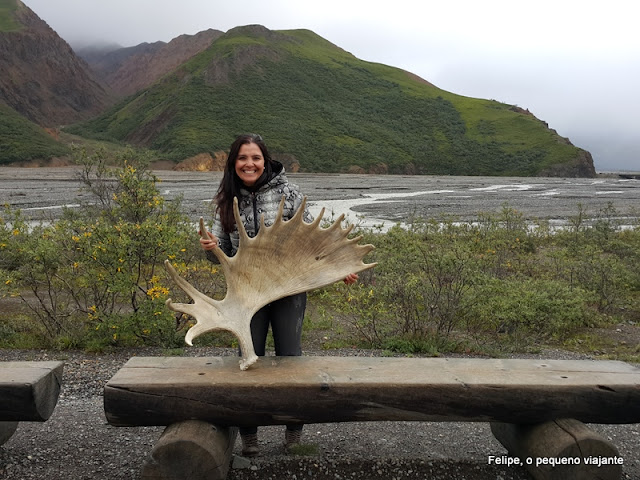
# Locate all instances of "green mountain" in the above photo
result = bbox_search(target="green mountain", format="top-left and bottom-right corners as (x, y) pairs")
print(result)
(0, 101), (69, 164)
(68, 25), (595, 176)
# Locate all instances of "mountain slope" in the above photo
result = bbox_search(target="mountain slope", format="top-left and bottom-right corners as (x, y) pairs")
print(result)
(0, 100), (69, 164)
(0, 0), (110, 127)
(69, 25), (595, 177)
(76, 29), (224, 97)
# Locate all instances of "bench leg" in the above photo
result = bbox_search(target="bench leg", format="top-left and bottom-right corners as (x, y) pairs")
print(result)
(491, 419), (622, 480)
(0, 421), (18, 445)
(141, 420), (238, 480)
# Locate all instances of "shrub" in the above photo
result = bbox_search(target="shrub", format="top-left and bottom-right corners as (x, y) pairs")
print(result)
(465, 276), (592, 351)
(1, 147), (199, 348)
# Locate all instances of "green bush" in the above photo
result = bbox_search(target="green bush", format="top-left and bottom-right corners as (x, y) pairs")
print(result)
(465, 276), (592, 350)
(1, 147), (201, 348)
(313, 205), (639, 355)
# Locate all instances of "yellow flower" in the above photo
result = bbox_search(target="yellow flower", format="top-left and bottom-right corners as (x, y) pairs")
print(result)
(12, 229), (19, 236)
(72, 235), (80, 242)
(147, 286), (169, 298)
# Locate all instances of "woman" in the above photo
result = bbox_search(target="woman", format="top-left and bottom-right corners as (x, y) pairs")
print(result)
(200, 133), (358, 456)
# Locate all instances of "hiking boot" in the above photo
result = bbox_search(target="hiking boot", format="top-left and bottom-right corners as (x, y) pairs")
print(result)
(241, 433), (259, 457)
(284, 428), (302, 451)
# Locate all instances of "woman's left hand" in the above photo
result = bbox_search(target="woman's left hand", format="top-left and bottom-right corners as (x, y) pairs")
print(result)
(343, 273), (359, 285)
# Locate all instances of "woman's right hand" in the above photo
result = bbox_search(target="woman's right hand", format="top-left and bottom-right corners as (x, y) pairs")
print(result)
(199, 229), (218, 251)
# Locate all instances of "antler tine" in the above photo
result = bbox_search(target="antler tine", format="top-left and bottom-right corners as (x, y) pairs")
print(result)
(327, 213), (347, 232)
(163, 260), (216, 308)
(343, 222), (356, 236)
(346, 233), (364, 244)
(278, 195), (287, 220)
(199, 217), (207, 239)
(310, 207), (326, 229)
(199, 216), (231, 267)
(288, 196), (307, 223)
(258, 196), (287, 232)
(233, 197), (250, 245)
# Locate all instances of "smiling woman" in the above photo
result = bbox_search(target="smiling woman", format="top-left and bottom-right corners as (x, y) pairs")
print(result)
(196, 132), (360, 456)
(234, 141), (265, 186)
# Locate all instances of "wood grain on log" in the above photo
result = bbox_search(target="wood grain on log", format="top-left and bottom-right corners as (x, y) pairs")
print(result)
(491, 419), (622, 480)
(0, 361), (64, 422)
(104, 356), (640, 427)
(141, 420), (237, 480)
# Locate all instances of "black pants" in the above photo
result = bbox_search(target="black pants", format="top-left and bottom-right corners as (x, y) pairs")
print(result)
(239, 292), (306, 436)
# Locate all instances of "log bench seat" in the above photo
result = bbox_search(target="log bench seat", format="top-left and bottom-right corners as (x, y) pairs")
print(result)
(0, 360), (65, 445)
(104, 356), (640, 480)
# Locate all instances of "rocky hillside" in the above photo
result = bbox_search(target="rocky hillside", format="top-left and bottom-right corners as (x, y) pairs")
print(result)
(0, 0), (110, 127)
(70, 25), (596, 177)
(76, 29), (223, 97)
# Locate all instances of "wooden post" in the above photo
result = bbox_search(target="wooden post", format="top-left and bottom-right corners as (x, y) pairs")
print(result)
(0, 421), (18, 445)
(0, 361), (64, 421)
(141, 420), (238, 480)
(491, 419), (622, 480)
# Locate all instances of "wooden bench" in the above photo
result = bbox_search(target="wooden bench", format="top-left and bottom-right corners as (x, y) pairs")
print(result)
(0, 361), (65, 445)
(104, 356), (640, 480)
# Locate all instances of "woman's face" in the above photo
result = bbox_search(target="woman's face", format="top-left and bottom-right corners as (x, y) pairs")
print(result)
(235, 142), (265, 186)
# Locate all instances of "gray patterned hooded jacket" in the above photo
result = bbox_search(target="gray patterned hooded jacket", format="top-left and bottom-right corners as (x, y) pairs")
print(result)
(208, 163), (313, 261)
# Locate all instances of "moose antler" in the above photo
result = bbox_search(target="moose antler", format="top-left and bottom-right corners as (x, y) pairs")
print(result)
(165, 196), (376, 370)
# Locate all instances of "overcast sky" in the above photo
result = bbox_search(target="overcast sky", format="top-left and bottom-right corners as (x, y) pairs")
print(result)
(22, 0), (640, 171)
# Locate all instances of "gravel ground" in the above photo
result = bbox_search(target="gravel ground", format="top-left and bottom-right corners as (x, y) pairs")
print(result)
(1, 347), (638, 480)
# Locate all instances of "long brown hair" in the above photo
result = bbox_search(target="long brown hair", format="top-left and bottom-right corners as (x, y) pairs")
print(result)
(214, 134), (275, 233)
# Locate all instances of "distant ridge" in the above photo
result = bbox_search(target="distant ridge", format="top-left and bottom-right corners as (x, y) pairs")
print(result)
(76, 29), (224, 97)
(0, 0), (110, 126)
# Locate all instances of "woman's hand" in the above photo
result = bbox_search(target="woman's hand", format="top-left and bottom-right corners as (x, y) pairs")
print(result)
(343, 273), (359, 285)
(199, 230), (219, 251)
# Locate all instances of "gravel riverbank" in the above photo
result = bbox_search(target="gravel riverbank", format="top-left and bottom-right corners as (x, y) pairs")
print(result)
(1, 347), (638, 480)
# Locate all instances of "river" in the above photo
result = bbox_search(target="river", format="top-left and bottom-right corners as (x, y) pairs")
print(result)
(1, 167), (639, 230)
